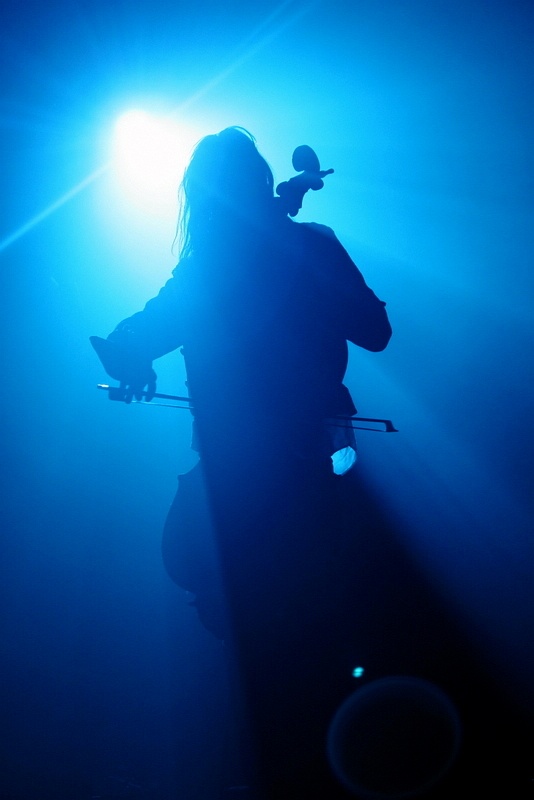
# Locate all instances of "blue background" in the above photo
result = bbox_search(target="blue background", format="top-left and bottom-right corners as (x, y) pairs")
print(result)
(1, 1), (532, 796)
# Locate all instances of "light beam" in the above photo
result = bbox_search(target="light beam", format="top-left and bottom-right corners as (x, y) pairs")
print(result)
(0, 164), (110, 254)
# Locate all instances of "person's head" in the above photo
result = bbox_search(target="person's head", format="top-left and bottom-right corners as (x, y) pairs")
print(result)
(177, 127), (274, 259)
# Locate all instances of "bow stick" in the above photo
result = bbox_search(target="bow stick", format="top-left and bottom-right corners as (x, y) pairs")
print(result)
(97, 384), (397, 432)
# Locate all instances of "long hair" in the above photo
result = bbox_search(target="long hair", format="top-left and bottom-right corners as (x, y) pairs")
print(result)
(176, 127), (275, 260)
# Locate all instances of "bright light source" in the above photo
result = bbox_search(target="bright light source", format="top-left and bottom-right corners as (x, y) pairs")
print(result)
(112, 110), (199, 217)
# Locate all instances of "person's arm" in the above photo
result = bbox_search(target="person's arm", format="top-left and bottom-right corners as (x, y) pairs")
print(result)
(100, 266), (186, 401)
(305, 223), (392, 351)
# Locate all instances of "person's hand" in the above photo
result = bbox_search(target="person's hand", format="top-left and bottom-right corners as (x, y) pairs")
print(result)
(120, 367), (157, 404)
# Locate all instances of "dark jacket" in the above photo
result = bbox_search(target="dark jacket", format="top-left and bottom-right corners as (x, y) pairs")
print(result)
(108, 218), (391, 462)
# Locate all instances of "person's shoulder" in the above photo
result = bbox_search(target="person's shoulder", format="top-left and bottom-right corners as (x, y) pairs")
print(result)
(297, 221), (338, 241)
(293, 222), (344, 258)
(170, 256), (198, 292)
(171, 255), (193, 278)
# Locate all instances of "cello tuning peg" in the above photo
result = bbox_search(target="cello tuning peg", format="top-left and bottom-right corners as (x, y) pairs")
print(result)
(292, 145), (321, 173)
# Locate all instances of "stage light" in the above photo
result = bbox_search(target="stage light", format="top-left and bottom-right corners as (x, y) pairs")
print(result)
(112, 110), (198, 217)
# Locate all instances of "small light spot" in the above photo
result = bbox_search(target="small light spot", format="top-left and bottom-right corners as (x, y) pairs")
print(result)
(352, 667), (364, 678)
